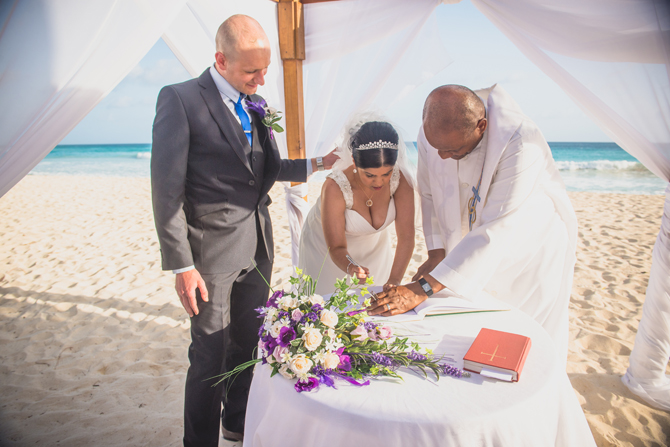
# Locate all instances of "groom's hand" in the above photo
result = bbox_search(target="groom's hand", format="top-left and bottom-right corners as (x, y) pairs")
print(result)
(412, 249), (446, 281)
(322, 148), (340, 170)
(176, 269), (209, 317)
(367, 282), (426, 316)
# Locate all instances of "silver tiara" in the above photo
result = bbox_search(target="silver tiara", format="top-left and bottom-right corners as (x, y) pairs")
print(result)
(354, 140), (398, 151)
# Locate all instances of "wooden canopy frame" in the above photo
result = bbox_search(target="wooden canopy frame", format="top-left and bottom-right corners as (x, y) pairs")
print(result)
(271, 0), (340, 169)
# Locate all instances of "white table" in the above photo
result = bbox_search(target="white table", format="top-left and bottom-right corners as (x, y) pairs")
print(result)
(243, 304), (595, 447)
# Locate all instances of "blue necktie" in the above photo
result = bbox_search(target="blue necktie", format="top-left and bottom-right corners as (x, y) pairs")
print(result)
(235, 95), (252, 146)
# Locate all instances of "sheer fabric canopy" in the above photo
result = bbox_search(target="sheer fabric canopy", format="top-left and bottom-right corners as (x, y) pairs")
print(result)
(0, 0), (668, 409)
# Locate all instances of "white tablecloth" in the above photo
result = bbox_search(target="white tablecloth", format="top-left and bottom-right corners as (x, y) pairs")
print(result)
(243, 305), (595, 447)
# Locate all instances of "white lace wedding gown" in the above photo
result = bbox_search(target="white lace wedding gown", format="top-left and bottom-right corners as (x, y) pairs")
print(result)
(298, 167), (400, 296)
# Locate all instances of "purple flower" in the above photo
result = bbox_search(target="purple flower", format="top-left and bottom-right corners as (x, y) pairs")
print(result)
(294, 377), (319, 393)
(338, 354), (352, 372)
(311, 303), (323, 315)
(440, 364), (465, 378)
(278, 326), (296, 347)
(364, 322), (378, 331)
(266, 290), (284, 308)
(264, 337), (278, 353)
(245, 98), (267, 118)
(313, 365), (336, 388)
(408, 351), (427, 361)
(371, 352), (395, 367)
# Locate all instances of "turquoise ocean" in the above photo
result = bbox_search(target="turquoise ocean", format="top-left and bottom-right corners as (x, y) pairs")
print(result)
(30, 142), (667, 195)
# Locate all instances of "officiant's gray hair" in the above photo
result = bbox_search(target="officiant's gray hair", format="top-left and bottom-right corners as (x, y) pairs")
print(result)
(423, 85), (486, 134)
(216, 15), (268, 58)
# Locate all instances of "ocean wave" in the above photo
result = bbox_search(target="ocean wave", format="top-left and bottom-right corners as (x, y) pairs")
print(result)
(136, 152), (151, 159)
(555, 160), (641, 171)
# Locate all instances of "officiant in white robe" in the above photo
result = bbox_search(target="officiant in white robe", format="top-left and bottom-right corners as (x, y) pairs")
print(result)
(371, 84), (577, 364)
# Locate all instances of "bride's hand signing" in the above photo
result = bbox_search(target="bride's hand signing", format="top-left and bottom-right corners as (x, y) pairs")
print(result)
(367, 282), (426, 316)
(347, 264), (370, 280)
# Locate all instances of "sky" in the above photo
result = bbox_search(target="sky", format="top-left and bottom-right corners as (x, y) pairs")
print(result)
(60, 1), (611, 145)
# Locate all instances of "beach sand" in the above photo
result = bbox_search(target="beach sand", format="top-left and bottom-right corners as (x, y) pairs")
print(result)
(0, 175), (668, 446)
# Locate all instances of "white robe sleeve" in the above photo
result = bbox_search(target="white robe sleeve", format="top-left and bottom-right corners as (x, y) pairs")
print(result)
(417, 127), (445, 251)
(430, 129), (558, 298)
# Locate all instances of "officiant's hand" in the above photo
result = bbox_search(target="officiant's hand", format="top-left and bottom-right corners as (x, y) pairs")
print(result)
(367, 282), (426, 316)
(412, 249), (446, 282)
(176, 269), (209, 317)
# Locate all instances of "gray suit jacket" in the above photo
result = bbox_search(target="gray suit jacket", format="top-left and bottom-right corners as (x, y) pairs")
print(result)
(151, 69), (307, 274)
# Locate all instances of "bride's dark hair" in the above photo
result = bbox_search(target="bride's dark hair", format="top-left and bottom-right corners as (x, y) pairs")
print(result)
(350, 121), (399, 169)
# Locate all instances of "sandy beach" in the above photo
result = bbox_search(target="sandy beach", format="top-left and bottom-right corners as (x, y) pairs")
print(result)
(0, 175), (668, 446)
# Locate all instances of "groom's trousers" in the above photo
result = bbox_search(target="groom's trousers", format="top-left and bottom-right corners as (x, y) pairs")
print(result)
(183, 230), (271, 447)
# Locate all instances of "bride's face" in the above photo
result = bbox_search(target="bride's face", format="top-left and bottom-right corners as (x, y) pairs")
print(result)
(356, 166), (395, 191)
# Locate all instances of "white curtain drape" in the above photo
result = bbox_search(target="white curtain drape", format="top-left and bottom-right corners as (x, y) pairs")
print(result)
(0, 0), (188, 198)
(463, 0), (670, 409)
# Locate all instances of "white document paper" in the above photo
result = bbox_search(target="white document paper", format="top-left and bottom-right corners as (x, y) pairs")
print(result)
(480, 367), (514, 382)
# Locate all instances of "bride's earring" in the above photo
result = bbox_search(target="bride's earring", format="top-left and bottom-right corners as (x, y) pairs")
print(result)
(353, 168), (357, 173)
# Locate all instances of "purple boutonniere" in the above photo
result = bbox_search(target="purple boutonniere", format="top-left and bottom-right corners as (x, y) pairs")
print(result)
(245, 98), (284, 139)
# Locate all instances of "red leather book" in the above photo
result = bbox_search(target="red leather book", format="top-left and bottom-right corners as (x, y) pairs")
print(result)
(463, 328), (532, 382)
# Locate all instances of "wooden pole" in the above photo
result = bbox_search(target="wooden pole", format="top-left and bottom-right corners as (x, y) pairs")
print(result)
(276, 0), (306, 187)
(273, 0), (339, 185)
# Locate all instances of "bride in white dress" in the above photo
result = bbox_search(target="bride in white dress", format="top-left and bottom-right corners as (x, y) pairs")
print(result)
(298, 119), (416, 295)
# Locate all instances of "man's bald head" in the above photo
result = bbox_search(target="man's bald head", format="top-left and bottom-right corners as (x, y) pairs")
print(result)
(421, 85), (488, 160)
(423, 85), (486, 135)
(214, 15), (271, 95)
(216, 14), (270, 61)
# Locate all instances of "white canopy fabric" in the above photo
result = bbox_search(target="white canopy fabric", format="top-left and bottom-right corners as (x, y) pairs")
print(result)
(0, 0), (188, 198)
(0, 0), (668, 409)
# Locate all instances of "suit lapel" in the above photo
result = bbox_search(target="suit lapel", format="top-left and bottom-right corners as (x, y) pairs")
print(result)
(197, 70), (253, 175)
(248, 94), (282, 195)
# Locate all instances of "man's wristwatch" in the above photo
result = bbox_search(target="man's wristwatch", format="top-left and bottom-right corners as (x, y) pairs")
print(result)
(316, 156), (325, 171)
(418, 278), (433, 297)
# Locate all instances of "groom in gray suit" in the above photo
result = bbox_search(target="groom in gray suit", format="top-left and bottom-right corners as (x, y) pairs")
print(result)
(151, 15), (335, 446)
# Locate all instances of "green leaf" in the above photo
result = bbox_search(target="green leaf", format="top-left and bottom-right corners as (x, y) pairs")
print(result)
(272, 123), (284, 133)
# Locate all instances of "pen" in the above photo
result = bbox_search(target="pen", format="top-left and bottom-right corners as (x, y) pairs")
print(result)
(346, 254), (360, 269)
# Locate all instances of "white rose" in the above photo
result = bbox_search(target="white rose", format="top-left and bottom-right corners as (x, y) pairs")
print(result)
(270, 321), (283, 338)
(323, 352), (340, 369)
(289, 354), (313, 376)
(309, 294), (325, 306)
(303, 328), (324, 351)
(320, 309), (339, 329)
(279, 364), (295, 379)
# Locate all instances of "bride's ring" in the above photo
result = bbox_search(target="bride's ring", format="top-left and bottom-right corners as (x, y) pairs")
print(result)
(386, 304), (390, 311)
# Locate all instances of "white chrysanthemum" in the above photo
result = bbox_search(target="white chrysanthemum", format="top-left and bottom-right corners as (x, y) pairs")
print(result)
(326, 339), (344, 351)
(265, 307), (278, 323)
(313, 350), (327, 365)
(280, 351), (292, 363)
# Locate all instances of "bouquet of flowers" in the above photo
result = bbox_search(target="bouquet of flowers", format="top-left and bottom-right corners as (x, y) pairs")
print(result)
(214, 270), (469, 393)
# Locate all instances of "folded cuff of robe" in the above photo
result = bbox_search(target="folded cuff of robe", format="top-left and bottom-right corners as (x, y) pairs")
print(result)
(425, 234), (445, 251)
(430, 261), (476, 300)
